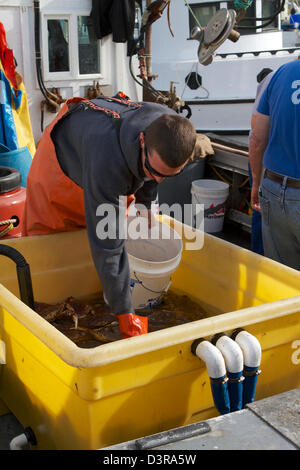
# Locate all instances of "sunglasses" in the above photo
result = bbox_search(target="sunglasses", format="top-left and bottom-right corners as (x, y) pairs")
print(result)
(144, 146), (185, 179)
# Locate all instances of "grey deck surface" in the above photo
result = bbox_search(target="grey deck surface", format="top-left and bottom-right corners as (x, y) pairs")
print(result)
(104, 389), (300, 451)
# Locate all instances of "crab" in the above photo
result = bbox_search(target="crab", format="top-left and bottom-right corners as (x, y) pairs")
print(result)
(35, 296), (95, 329)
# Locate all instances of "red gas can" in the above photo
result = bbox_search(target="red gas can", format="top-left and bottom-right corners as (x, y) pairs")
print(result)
(0, 166), (26, 238)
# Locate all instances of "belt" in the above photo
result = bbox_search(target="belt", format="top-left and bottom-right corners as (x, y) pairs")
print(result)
(264, 169), (300, 189)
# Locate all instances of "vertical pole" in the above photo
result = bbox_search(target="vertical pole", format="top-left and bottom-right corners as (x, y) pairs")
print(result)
(145, 0), (152, 87)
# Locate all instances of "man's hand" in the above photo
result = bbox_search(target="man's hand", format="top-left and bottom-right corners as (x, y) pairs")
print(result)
(251, 184), (261, 212)
(249, 112), (270, 212)
(136, 208), (157, 228)
(191, 134), (214, 160)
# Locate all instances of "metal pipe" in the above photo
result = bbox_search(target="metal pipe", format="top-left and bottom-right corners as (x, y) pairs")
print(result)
(9, 433), (29, 450)
(213, 333), (244, 412)
(9, 426), (37, 450)
(0, 244), (35, 309)
(192, 339), (230, 415)
(231, 329), (262, 407)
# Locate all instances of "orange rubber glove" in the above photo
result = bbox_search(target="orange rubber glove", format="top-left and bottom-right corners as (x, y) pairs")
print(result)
(117, 313), (148, 339)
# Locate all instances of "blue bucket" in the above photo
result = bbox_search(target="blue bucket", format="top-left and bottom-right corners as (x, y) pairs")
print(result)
(0, 143), (32, 188)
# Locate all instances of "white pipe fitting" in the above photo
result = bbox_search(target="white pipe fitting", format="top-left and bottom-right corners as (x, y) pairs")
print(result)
(215, 335), (244, 373)
(194, 340), (227, 379)
(234, 330), (262, 368)
(9, 433), (29, 450)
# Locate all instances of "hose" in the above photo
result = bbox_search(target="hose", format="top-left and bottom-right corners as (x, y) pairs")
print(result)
(192, 330), (262, 414)
(212, 333), (244, 412)
(0, 244), (35, 309)
(33, 1), (63, 131)
(192, 338), (231, 415)
(33, 1), (52, 101)
(9, 427), (37, 450)
(231, 329), (262, 407)
(208, 163), (250, 189)
(10, 433), (29, 450)
(128, 2), (172, 105)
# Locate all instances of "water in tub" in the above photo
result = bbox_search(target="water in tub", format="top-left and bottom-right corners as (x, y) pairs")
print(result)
(34, 291), (210, 348)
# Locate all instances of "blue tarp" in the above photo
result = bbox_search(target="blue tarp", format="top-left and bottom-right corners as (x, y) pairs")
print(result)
(0, 68), (22, 149)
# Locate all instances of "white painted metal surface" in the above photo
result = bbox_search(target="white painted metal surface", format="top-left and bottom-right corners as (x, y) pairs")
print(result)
(1, 0), (142, 143)
(151, 1), (300, 132)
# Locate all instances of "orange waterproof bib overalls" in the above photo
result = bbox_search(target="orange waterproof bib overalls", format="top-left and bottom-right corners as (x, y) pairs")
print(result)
(23, 95), (148, 337)
(23, 96), (139, 236)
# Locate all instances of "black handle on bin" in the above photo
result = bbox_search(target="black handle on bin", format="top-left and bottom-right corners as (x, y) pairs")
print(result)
(135, 421), (211, 450)
(0, 244), (35, 310)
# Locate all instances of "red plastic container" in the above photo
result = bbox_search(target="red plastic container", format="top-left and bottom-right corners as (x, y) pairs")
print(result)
(0, 166), (26, 238)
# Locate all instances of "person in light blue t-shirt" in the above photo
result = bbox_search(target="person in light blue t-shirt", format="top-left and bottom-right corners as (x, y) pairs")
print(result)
(249, 59), (300, 270)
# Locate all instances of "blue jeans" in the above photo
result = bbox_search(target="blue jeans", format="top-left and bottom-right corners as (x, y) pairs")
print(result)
(259, 174), (300, 270)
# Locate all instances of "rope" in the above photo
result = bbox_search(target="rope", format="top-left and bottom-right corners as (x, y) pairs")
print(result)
(181, 62), (210, 100)
(209, 163), (249, 188)
(0, 219), (17, 226)
(0, 219), (16, 238)
(0, 224), (13, 238)
(0, 218), (17, 238)
(79, 97), (142, 120)
(183, 0), (203, 29)
(209, 163), (232, 186)
(234, 0), (253, 9)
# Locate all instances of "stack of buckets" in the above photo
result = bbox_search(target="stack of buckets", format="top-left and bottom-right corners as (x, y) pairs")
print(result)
(191, 179), (229, 233)
(125, 217), (183, 310)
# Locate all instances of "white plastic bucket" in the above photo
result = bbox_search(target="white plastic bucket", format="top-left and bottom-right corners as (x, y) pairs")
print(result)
(191, 179), (229, 233)
(125, 217), (182, 310)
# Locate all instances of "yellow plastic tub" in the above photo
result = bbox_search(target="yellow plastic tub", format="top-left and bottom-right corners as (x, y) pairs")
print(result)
(0, 217), (299, 449)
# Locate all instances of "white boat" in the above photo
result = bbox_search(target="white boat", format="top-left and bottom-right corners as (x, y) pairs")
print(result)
(2, 1), (299, 140)
(151, 0), (300, 134)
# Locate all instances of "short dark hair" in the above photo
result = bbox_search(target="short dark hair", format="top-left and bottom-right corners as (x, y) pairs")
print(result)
(145, 114), (196, 168)
(257, 68), (273, 84)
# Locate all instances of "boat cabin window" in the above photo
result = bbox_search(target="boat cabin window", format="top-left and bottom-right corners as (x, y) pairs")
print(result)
(262, 0), (279, 30)
(227, 0), (256, 35)
(77, 16), (100, 75)
(188, 1), (279, 36)
(188, 3), (219, 31)
(43, 13), (101, 80)
(48, 19), (70, 73)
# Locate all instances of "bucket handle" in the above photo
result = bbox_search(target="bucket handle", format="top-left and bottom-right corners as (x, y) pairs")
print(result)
(133, 271), (172, 294)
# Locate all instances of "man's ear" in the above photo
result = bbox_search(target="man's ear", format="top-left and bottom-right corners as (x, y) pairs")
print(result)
(139, 132), (145, 146)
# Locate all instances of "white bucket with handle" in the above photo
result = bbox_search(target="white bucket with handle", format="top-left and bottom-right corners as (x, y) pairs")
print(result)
(191, 179), (229, 233)
(125, 217), (182, 309)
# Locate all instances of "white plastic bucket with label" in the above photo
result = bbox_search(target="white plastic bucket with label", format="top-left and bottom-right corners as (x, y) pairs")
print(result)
(191, 179), (229, 233)
(126, 217), (182, 310)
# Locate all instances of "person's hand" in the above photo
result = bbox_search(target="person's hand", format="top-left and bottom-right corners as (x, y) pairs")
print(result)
(117, 313), (148, 339)
(136, 208), (157, 228)
(191, 134), (214, 160)
(251, 185), (261, 212)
